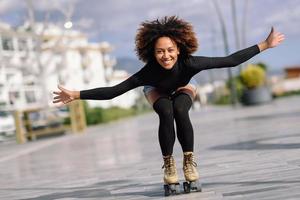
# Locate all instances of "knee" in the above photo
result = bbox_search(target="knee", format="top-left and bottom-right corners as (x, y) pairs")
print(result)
(173, 102), (188, 116)
(173, 94), (192, 116)
(153, 98), (173, 117)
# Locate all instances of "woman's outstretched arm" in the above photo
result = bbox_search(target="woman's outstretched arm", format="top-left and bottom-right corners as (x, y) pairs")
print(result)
(53, 74), (143, 105)
(188, 27), (285, 72)
(79, 75), (141, 100)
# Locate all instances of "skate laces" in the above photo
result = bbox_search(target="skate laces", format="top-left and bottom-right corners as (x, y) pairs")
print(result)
(183, 154), (197, 173)
(162, 156), (176, 175)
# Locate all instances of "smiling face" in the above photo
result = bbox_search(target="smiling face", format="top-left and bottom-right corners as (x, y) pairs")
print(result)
(154, 37), (180, 70)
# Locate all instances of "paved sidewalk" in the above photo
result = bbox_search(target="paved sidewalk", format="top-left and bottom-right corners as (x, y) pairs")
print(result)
(0, 96), (300, 200)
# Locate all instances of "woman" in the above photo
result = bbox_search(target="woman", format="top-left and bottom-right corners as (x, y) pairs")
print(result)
(53, 16), (284, 195)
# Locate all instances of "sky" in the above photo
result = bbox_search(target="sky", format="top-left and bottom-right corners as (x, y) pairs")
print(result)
(0, 0), (299, 71)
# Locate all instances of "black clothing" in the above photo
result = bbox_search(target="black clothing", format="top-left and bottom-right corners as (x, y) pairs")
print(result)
(80, 45), (260, 99)
(79, 44), (261, 156)
(173, 93), (194, 153)
(153, 97), (175, 156)
(153, 93), (194, 156)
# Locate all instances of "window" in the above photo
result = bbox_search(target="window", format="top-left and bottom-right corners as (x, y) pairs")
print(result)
(18, 38), (28, 51)
(9, 91), (20, 105)
(2, 36), (14, 51)
(25, 91), (36, 103)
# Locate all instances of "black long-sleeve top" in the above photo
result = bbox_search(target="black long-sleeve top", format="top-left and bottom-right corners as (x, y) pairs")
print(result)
(80, 45), (260, 100)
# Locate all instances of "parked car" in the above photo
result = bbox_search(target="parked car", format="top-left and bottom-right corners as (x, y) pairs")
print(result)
(0, 110), (16, 136)
(56, 106), (69, 118)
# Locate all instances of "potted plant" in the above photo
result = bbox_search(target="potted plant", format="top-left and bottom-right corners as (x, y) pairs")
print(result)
(240, 64), (272, 105)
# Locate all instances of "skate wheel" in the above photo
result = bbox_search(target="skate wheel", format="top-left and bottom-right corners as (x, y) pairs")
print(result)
(190, 180), (202, 192)
(174, 183), (180, 195)
(164, 184), (170, 196)
(164, 183), (180, 196)
(183, 182), (190, 193)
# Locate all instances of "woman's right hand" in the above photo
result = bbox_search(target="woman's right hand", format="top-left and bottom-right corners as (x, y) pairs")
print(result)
(52, 85), (80, 105)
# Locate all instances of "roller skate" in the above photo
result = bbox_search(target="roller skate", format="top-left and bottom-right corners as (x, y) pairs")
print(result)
(182, 152), (202, 193)
(162, 155), (180, 196)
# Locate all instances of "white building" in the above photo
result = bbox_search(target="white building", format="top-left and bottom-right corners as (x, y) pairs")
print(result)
(108, 70), (139, 108)
(0, 21), (139, 110)
(0, 22), (41, 110)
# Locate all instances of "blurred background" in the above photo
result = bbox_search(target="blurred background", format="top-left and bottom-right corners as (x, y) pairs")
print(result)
(0, 0), (299, 143)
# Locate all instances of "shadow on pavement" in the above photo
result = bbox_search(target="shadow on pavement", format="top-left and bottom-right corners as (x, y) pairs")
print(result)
(235, 110), (300, 121)
(205, 180), (300, 197)
(210, 133), (300, 151)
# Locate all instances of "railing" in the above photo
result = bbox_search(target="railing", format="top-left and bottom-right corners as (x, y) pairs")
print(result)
(14, 101), (86, 144)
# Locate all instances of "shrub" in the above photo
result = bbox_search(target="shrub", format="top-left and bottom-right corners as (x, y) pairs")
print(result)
(226, 76), (244, 99)
(214, 94), (230, 105)
(256, 62), (268, 72)
(82, 101), (141, 125)
(240, 64), (266, 89)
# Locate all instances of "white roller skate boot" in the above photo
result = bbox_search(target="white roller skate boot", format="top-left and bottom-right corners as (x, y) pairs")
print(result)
(182, 152), (202, 193)
(162, 155), (180, 196)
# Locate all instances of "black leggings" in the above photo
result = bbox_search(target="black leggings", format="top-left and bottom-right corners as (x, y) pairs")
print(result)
(153, 93), (194, 156)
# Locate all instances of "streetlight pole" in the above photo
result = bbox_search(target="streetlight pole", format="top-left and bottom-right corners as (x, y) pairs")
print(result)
(212, 0), (238, 106)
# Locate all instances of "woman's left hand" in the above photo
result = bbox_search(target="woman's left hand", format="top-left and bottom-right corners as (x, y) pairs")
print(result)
(258, 27), (285, 51)
(265, 27), (285, 48)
